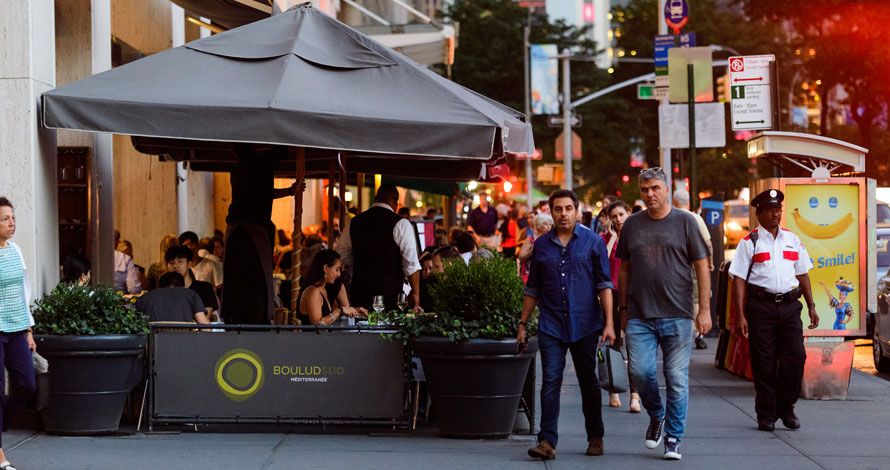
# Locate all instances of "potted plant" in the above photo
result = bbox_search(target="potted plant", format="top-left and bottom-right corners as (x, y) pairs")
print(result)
(32, 283), (149, 435)
(385, 256), (538, 438)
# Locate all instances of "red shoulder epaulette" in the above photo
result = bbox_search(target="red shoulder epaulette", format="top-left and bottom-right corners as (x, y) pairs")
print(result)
(742, 230), (756, 241)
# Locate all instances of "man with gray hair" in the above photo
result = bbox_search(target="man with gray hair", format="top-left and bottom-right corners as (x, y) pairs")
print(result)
(615, 167), (712, 461)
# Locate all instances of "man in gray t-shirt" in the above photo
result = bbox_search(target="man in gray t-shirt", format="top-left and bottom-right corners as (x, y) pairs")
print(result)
(614, 168), (712, 461)
(616, 208), (709, 319)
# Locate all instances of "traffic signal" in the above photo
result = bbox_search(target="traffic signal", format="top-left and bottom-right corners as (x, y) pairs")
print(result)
(716, 74), (728, 102)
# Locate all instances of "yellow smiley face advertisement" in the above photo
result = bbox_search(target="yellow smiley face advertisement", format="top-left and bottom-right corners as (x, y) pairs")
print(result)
(784, 181), (864, 336)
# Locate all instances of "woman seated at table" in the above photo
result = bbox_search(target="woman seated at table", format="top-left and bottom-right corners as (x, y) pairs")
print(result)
(299, 249), (366, 325)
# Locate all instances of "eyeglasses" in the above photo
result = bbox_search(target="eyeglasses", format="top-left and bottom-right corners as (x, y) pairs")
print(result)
(639, 167), (667, 179)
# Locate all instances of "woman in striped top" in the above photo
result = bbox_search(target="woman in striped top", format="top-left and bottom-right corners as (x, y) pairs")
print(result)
(0, 197), (37, 470)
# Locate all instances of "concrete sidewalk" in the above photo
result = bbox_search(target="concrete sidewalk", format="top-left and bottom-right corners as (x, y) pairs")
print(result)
(5, 339), (889, 469)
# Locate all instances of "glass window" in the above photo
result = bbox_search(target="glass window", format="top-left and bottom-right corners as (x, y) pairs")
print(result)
(728, 205), (749, 218)
(877, 202), (890, 224)
(878, 234), (890, 269)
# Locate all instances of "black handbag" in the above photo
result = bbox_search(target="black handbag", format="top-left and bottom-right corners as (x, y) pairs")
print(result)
(597, 343), (629, 393)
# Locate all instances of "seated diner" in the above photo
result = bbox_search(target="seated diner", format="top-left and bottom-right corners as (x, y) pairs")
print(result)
(299, 249), (366, 326)
(135, 272), (210, 324)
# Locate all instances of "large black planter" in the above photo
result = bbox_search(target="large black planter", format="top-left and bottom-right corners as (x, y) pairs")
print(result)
(35, 335), (146, 435)
(411, 336), (539, 438)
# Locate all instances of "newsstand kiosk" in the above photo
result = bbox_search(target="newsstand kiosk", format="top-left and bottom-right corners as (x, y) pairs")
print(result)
(716, 131), (878, 399)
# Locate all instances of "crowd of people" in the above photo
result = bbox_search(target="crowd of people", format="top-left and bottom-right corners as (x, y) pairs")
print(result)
(0, 159), (821, 468)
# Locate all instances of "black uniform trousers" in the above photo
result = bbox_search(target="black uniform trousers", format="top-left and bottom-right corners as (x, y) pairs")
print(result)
(745, 295), (807, 421)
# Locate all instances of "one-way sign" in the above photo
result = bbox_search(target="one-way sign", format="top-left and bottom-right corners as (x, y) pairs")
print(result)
(547, 113), (582, 128)
(728, 54), (775, 131)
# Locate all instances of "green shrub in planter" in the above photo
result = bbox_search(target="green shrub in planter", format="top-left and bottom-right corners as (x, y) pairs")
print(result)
(31, 283), (149, 435)
(384, 256), (537, 342)
(32, 283), (149, 335)
(385, 256), (540, 438)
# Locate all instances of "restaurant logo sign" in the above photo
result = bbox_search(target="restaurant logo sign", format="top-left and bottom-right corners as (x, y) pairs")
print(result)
(215, 348), (265, 401)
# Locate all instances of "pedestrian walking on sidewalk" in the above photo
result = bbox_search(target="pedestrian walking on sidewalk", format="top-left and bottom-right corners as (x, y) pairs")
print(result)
(518, 189), (616, 460)
(601, 199), (641, 413)
(615, 168), (712, 461)
(729, 189), (819, 432)
(0, 197), (38, 470)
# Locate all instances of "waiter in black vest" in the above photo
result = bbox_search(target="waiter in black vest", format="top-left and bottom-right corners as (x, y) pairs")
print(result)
(729, 189), (819, 432)
(337, 184), (422, 312)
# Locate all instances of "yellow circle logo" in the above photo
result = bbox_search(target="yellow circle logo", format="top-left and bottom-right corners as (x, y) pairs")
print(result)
(214, 348), (264, 401)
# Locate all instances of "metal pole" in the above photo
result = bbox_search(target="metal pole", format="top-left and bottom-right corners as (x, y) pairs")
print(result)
(688, 63), (698, 211)
(338, 153), (347, 229)
(770, 61), (781, 178)
(658, 0), (672, 200)
(356, 173), (365, 211)
(327, 159), (336, 242)
(289, 148), (305, 314)
(561, 50), (572, 190)
(523, 14), (534, 207)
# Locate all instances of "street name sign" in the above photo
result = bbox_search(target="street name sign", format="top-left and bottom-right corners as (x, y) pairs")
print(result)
(638, 82), (656, 100)
(728, 54), (775, 131)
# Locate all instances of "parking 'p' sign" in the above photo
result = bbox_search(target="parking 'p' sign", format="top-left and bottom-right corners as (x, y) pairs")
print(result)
(664, 0), (689, 35)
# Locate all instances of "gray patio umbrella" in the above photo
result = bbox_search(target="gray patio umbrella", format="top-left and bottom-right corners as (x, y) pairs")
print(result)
(42, 5), (533, 163)
(41, 4), (533, 318)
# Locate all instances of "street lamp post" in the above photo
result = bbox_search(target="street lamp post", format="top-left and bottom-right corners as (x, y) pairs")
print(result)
(523, 12), (534, 206)
(561, 49), (573, 189)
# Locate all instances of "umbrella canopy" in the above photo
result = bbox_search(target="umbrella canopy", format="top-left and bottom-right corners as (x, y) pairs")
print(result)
(42, 4), (533, 175)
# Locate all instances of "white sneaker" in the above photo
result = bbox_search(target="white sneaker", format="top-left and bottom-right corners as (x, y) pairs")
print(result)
(645, 418), (664, 449)
(663, 436), (682, 460)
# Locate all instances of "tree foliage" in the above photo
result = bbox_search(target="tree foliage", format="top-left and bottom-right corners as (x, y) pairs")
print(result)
(739, 0), (890, 182)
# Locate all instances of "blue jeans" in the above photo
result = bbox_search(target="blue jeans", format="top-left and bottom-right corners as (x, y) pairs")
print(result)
(538, 331), (603, 447)
(626, 317), (693, 441)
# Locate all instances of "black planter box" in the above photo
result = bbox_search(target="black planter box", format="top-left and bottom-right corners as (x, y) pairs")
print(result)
(35, 335), (145, 435)
(412, 336), (539, 438)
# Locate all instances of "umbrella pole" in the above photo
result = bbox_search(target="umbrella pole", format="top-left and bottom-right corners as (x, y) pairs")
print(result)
(327, 159), (336, 242)
(338, 153), (347, 229)
(290, 147), (306, 316)
(356, 173), (365, 211)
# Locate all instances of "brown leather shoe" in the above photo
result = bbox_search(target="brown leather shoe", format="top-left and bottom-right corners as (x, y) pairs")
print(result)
(528, 440), (556, 460)
(586, 437), (604, 456)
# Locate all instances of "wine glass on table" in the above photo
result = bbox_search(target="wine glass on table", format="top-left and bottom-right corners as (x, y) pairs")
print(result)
(397, 293), (408, 313)
(370, 295), (384, 325)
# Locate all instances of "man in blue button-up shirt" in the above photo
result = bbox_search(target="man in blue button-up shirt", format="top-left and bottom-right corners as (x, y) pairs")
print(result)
(519, 190), (615, 460)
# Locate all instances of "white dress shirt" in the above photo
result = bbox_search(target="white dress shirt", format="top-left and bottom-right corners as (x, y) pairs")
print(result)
(729, 226), (813, 294)
(337, 203), (422, 277)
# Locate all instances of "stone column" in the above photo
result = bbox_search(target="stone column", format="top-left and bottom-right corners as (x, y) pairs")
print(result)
(0, 0), (59, 296)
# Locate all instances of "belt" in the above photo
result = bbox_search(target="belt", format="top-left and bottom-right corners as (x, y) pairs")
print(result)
(747, 284), (801, 303)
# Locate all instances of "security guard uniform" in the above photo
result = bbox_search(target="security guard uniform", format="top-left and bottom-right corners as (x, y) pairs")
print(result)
(729, 190), (814, 427)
